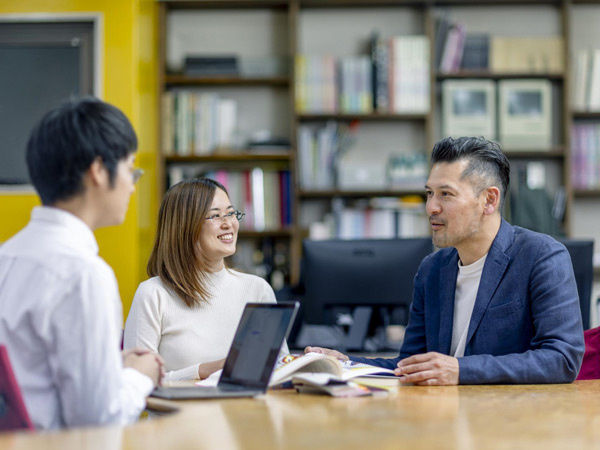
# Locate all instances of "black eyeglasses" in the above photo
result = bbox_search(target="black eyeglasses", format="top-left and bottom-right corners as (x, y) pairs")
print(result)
(204, 210), (246, 224)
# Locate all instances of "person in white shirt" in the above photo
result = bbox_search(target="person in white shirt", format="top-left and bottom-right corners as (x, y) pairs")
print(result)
(124, 178), (287, 381)
(0, 97), (163, 430)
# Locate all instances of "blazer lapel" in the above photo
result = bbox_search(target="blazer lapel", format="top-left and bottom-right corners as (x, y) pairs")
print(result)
(464, 220), (513, 350)
(439, 253), (459, 355)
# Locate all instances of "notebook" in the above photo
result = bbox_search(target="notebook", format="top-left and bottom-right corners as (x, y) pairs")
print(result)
(151, 301), (299, 400)
(0, 345), (34, 431)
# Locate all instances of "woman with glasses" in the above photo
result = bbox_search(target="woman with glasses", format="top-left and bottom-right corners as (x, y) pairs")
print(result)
(123, 177), (285, 381)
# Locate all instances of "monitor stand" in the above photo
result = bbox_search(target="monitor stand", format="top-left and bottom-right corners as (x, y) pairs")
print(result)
(345, 306), (373, 351)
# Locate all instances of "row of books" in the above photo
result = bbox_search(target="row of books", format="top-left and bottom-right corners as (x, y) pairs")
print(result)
(571, 123), (600, 189)
(572, 49), (600, 111)
(167, 165), (292, 231)
(162, 91), (237, 156)
(295, 55), (374, 114)
(315, 197), (429, 240)
(297, 121), (358, 190)
(295, 35), (429, 114)
(435, 14), (563, 74)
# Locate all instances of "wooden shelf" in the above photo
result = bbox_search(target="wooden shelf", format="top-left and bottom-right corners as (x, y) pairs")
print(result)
(165, 153), (293, 163)
(432, 0), (563, 5)
(437, 71), (564, 80)
(574, 189), (600, 198)
(572, 111), (600, 119)
(503, 149), (565, 159)
(299, 0), (426, 7)
(161, 1), (289, 10)
(159, 0), (592, 285)
(296, 113), (428, 121)
(299, 189), (425, 198)
(238, 229), (294, 238)
(165, 74), (289, 86)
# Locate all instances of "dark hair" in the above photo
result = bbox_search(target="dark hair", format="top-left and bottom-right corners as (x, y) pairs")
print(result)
(147, 177), (230, 308)
(26, 96), (138, 205)
(431, 136), (510, 209)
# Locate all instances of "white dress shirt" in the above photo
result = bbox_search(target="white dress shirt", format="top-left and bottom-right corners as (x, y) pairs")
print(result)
(0, 206), (153, 430)
(124, 269), (288, 381)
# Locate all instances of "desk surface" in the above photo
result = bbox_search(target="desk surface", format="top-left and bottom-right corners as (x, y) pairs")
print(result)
(2, 381), (600, 449)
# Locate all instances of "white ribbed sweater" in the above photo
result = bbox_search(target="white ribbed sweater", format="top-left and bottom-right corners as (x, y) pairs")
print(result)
(123, 268), (281, 381)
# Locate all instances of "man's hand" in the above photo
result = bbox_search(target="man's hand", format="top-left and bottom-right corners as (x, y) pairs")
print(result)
(304, 346), (349, 362)
(394, 352), (459, 386)
(198, 358), (226, 380)
(123, 348), (165, 387)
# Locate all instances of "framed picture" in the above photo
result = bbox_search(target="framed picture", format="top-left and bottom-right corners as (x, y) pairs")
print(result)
(442, 80), (496, 140)
(498, 79), (552, 150)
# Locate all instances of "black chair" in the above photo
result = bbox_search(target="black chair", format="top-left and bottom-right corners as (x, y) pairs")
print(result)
(558, 239), (594, 330)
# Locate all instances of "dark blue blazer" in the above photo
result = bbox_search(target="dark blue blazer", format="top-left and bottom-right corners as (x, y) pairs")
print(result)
(353, 219), (585, 384)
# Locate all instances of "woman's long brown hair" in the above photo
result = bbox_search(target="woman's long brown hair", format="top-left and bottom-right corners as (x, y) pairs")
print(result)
(147, 178), (229, 308)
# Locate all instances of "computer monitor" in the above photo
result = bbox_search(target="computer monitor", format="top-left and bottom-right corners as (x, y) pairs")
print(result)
(558, 238), (594, 330)
(298, 238), (434, 351)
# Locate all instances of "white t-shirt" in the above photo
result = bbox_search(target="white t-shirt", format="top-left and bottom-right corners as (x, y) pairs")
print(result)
(124, 268), (288, 381)
(450, 254), (487, 358)
(0, 207), (153, 430)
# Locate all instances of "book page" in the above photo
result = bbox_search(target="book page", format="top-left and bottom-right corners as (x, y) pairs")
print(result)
(269, 353), (343, 386)
(339, 360), (397, 381)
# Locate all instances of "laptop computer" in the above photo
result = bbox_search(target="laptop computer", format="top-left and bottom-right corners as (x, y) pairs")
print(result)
(151, 301), (299, 400)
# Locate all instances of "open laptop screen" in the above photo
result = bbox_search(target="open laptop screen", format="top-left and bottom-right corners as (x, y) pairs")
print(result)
(220, 302), (297, 389)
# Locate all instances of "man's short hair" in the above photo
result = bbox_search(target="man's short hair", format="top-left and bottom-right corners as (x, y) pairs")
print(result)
(26, 97), (138, 205)
(431, 136), (510, 209)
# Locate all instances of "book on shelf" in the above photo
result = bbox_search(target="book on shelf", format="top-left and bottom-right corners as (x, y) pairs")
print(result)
(298, 121), (354, 190)
(167, 166), (292, 231)
(573, 49), (591, 111)
(269, 352), (397, 387)
(460, 33), (489, 71)
(184, 55), (238, 76)
(490, 36), (564, 73)
(334, 197), (429, 240)
(434, 11), (452, 70)
(370, 32), (390, 112)
(162, 91), (238, 156)
(247, 136), (291, 152)
(435, 11), (490, 74)
(295, 54), (337, 113)
(571, 123), (600, 189)
(439, 22), (466, 73)
(339, 56), (373, 114)
(294, 34), (429, 115)
(390, 35), (430, 113)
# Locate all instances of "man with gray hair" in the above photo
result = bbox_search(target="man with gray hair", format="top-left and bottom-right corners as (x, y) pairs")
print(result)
(307, 136), (585, 385)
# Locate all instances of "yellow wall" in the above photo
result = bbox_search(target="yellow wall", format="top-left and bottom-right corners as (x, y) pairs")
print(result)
(0, 0), (158, 320)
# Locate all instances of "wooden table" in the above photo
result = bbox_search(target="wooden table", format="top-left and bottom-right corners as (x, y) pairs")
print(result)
(2, 381), (600, 449)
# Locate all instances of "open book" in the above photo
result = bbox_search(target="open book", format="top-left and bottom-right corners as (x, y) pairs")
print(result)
(269, 352), (397, 387)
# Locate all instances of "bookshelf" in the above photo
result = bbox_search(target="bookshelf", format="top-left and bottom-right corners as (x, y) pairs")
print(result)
(158, 0), (600, 289)
(158, 1), (296, 289)
(432, 1), (571, 237)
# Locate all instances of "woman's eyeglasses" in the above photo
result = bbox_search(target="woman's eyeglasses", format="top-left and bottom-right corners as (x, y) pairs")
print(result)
(204, 210), (246, 224)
